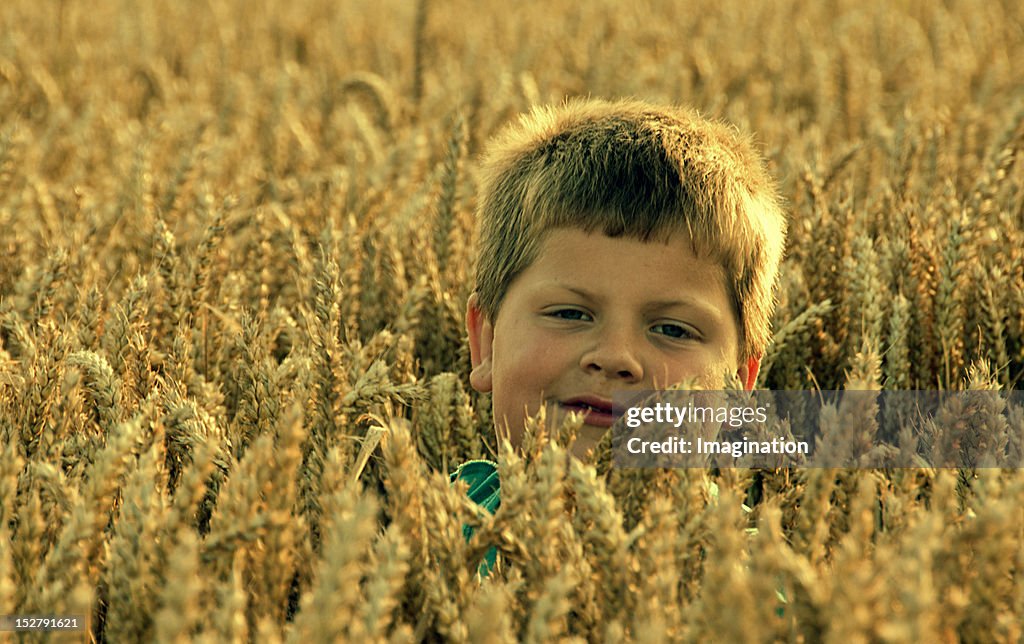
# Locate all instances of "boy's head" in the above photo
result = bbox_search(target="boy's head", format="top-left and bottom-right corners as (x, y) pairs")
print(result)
(465, 98), (786, 456)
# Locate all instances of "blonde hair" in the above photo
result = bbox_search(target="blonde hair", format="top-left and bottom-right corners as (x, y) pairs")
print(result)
(473, 97), (787, 362)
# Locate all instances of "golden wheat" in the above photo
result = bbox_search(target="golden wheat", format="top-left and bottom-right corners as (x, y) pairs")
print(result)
(0, 0), (1023, 640)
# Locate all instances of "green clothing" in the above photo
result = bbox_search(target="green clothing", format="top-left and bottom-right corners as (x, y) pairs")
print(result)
(450, 459), (500, 575)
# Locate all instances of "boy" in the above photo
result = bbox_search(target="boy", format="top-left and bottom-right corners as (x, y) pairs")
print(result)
(451, 98), (786, 555)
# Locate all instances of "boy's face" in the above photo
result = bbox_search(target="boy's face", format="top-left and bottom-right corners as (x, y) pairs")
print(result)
(467, 227), (760, 459)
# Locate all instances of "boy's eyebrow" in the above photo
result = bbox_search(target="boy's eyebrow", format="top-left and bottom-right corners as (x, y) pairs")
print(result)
(561, 285), (597, 300)
(556, 285), (726, 320)
(644, 298), (727, 323)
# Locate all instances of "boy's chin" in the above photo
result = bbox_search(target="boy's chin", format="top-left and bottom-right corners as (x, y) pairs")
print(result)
(569, 424), (608, 459)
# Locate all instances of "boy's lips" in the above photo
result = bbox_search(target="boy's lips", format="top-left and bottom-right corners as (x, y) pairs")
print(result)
(559, 395), (618, 428)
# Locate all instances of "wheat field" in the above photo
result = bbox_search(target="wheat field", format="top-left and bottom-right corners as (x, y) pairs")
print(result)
(1, 0), (1023, 641)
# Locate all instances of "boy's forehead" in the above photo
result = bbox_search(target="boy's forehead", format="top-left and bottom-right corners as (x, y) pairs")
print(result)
(530, 224), (713, 265)
(528, 228), (726, 284)
(516, 227), (741, 321)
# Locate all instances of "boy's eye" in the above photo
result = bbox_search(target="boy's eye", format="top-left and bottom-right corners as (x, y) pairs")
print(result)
(652, 323), (697, 340)
(548, 308), (592, 321)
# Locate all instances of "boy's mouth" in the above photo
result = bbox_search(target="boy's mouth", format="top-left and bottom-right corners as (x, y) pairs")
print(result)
(559, 396), (617, 427)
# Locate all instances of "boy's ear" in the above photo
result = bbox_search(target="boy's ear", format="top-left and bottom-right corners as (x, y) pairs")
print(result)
(466, 292), (494, 393)
(738, 355), (761, 391)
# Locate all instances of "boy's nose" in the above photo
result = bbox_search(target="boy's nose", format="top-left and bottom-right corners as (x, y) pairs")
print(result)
(580, 327), (644, 382)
